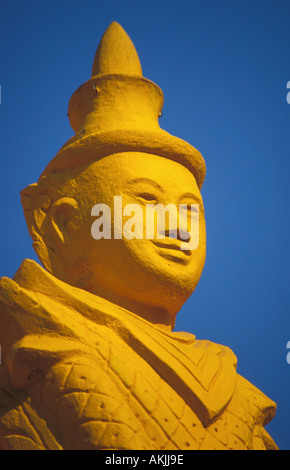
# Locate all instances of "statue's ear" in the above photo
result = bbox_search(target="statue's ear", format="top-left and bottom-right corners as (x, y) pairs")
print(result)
(21, 183), (79, 274)
(48, 197), (79, 247)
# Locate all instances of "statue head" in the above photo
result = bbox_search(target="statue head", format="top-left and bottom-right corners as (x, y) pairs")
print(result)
(21, 22), (206, 329)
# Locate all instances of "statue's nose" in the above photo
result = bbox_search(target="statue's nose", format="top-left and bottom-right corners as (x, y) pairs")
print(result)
(178, 229), (191, 241)
(161, 229), (191, 241)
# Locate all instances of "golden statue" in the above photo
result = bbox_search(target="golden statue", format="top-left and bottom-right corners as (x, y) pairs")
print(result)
(0, 22), (278, 450)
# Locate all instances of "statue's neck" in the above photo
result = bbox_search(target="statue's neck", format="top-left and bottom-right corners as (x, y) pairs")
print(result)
(85, 285), (176, 332)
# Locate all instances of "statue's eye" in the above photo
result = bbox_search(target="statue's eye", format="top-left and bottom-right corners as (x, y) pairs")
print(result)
(180, 202), (200, 213)
(136, 192), (157, 202)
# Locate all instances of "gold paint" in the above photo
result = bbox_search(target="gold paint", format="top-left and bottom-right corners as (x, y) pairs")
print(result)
(0, 22), (277, 450)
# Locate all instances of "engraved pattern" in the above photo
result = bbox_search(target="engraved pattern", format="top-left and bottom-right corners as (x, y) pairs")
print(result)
(0, 261), (277, 450)
(0, 332), (277, 450)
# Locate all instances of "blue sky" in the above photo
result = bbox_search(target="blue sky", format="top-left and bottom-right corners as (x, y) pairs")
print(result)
(0, 0), (289, 449)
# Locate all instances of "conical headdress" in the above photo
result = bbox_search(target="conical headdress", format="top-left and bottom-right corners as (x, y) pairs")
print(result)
(40, 22), (206, 188)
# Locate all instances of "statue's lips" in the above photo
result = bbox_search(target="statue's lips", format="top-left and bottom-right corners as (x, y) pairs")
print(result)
(152, 239), (192, 261)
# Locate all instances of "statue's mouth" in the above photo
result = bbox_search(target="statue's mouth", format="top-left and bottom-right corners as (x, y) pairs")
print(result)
(152, 240), (191, 252)
(152, 239), (192, 263)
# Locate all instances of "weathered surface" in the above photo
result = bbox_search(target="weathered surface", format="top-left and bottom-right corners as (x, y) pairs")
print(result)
(0, 22), (277, 450)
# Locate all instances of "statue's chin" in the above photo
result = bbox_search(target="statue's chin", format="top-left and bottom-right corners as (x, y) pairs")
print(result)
(82, 271), (197, 321)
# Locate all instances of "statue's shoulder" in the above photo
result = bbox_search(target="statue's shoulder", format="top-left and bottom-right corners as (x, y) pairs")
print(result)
(193, 338), (278, 449)
(230, 373), (278, 450)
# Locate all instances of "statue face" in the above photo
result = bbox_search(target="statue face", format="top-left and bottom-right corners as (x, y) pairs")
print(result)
(60, 152), (206, 320)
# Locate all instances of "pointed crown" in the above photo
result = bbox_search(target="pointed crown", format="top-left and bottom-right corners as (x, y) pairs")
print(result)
(40, 22), (206, 188)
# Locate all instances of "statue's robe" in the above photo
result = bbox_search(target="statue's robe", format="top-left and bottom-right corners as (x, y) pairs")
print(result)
(0, 260), (278, 450)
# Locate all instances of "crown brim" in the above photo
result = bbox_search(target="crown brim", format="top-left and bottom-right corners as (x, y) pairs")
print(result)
(40, 128), (206, 189)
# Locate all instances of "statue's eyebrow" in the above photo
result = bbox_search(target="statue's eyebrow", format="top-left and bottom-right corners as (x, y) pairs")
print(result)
(126, 178), (163, 191)
(179, 192), (203, 205)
